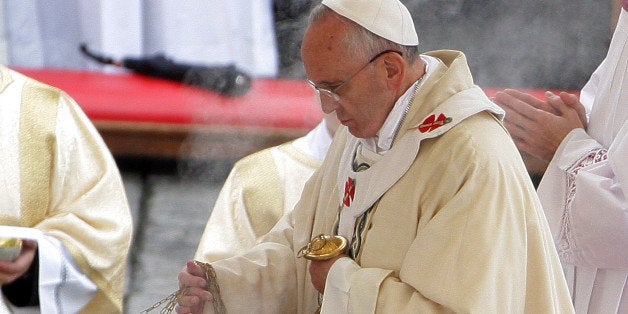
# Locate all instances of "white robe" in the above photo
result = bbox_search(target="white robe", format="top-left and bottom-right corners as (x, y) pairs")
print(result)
(538, 9), (628, 314)
(2, 0), (278, 77)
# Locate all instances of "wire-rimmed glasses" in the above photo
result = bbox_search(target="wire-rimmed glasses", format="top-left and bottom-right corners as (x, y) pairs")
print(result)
(306, 49), (402, 102)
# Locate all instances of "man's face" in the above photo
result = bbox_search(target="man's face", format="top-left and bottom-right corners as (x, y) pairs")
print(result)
(623, 0), (628, 11)
(301, 17), (394, 139)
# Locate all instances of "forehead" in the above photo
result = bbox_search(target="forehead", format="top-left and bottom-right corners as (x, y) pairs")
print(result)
(301, 15), (353, 80)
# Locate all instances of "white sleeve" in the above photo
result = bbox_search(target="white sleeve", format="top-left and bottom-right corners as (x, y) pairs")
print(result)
(320, 257), (394, 314)
(0, 226), (97, 313)
(550, 125), (628, 268)
(37, 235), (98, 314)
(319, 257), (360, 313)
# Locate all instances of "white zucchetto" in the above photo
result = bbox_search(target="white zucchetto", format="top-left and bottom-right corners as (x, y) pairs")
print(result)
(321, 0), (419, 46)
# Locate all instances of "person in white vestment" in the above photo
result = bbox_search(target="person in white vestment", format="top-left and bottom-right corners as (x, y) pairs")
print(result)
(194, 113), (339, 262)
(493, 2), (628, 312)
(2, 0), (278, 78)
(0, 66), (132, 313)
(176, 0), (574, 313)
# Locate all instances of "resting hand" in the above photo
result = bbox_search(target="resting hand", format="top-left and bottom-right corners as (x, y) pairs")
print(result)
(493, 89), (586, 162)
(309, 254), (348, 294)
(552, 91), (588, 129)
(0, 240), (37, 285)
(176, 260), (213, 314)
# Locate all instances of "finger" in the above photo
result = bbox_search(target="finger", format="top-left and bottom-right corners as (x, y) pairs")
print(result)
(184, 286), (213, 302)
(559, 92), (588, 128)
(186, 260), (206, 277)
(177, 294), (201, 308)
(557, 91), (580, 108)
(177, 292), (211, 308)
(178, 268), (207, 289)
(0, 256), (25, 274)
(21, 240), (37, 250)
(12, 241), (37, 265)
(544, 91), (570, 116)
(175, 304), (191, 314)
(178, 273), (207, 290)
(546, 91), (587, 131)
(494, 92), (542, 133)
(502, 89), (554, 113)
(175, 304), (202, 314)
(493, 90), (539, 119)
(176, 291), (212, 314)
(0, 240), (33, 272)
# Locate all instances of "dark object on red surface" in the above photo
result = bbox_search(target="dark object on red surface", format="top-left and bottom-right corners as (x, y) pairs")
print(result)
(79, 44), (252, 97)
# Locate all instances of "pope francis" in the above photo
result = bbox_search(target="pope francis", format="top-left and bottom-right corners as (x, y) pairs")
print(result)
(177, 0), (574, 313)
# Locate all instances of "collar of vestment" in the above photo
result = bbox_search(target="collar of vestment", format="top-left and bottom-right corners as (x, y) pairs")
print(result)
(335, 52), (505, 238)
(361, 55), (441, 153)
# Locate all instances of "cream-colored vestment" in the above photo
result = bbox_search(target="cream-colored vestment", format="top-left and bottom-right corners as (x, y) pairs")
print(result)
(0, 66), (132, 313)
(195, 121), (332, 262)
(538, 9), (628, 314)
(204, 51), (573, 313)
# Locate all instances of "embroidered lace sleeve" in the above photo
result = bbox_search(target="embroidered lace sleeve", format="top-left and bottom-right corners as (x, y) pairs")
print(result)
(552, 128), (628, 268)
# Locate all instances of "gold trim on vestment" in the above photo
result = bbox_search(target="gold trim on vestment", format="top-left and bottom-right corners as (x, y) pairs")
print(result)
(19, 78), (57, 230)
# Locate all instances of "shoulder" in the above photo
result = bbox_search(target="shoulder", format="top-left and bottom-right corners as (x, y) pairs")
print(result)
(428, 111), (522, 166)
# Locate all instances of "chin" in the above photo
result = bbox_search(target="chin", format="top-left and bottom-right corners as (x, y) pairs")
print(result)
(346, 127), (363, 138)
(347, 127), (373, 139)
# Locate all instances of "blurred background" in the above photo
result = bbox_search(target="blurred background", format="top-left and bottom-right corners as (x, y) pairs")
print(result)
(0, 0), (615, 87)
(0, 0), (619, 312)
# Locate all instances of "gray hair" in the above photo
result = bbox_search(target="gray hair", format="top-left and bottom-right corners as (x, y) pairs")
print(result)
(308, 4), (420, 64)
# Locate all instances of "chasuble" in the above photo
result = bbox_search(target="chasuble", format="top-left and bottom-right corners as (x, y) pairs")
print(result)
(202, 51), (573, 313)
(0, 66), (132, 313)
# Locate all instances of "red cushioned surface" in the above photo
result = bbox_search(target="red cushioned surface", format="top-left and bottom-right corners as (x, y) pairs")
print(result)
(16, 68), (323, 130)
(14, 68), (575, 129)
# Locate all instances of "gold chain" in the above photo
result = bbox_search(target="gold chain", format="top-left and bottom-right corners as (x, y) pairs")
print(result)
(141, 260), (225, 314)
(141, 286), (189, 314)
(195, 261), (226, 314)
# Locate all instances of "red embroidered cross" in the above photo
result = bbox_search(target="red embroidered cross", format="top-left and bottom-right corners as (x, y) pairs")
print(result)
(343, 177), (355, 207)
(418, 113), (452, 133)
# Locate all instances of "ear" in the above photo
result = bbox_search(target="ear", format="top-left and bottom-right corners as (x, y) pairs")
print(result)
(379, 53), (405, 89)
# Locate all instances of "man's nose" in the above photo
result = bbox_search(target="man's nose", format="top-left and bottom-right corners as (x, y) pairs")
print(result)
(320, 97), (339, 114)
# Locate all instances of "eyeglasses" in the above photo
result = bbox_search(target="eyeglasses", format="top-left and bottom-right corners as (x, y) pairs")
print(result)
(306, 50), (402, 102)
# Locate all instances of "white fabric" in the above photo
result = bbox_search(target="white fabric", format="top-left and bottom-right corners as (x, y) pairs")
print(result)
(3, 0), (278, 77)
(0, 0), (7, 65)
(537, 9), (628, 314)
(320, 257), (361, 314)
(293, 121), (334, 161)
(142, 1), (278, 77)
(321, 0), (419, 45)
(37, 236), (97, 314)
(371, 55), (440, 153)
(0, 227), (96, 314)
(3, 0), (142, 71)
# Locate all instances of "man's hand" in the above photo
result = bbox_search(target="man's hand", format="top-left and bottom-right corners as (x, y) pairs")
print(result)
(0, 240), (37, 285)
(176, 260), (213, 314)
(493, 89), (586, 162)
(308, 254), (348, 294)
